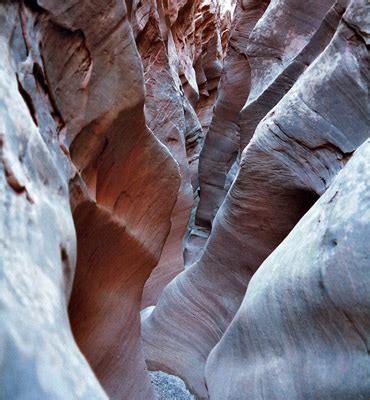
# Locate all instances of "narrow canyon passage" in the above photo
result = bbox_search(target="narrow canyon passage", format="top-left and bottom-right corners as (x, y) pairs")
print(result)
(0, 1), (369, 400)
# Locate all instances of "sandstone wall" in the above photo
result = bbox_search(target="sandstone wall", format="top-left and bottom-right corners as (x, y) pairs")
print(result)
(1, 0), (369, 399)
(142, 0), (370, 398)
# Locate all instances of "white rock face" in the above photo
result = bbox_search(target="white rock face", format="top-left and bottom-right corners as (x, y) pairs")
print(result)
(206, 139), (370, 399)
(0, 4), (106, 399)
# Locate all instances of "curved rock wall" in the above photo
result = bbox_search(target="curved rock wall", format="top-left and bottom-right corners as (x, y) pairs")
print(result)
(134, 0), (195, 309)
(142, 0), (369, 398)
(1, 0), (230, 398)
(1, 0), (369, 399)
(206, 138), (370, 399)
(196, 0), (269, 229)
(0, 2), (107, 398)
(133, 0), (235, 307)
(1, 0), (180, 398)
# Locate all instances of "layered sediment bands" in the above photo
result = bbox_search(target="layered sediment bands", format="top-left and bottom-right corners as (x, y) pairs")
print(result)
(207, 140), (370, 399)
(196, 0), (269, 229)
(142, 0), (370, 397)
(135, 4), (194, 309)
(2, 0), (369, 399)
(240, 0), (348, 149)
(246, 0), (338, 104)
(197, 0), (342, 229)
(166, 0), (233, 187)
(48, 6), (177, 400)
(191, 1), (233, 152)
(0, 3), (106, 398)
(134, 0), (232, 307)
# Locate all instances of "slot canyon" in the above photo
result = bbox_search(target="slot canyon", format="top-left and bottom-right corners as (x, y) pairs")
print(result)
(0, 0), (369, 399)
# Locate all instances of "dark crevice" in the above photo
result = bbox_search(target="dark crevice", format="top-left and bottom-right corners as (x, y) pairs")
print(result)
(285, 187), (320, 221)
(1, 156), (34, 203)
(32, 62), (48, 93)
(16, 73), (38, 126)
(34, 57), (65, 131)
(23, 0), (46, 13)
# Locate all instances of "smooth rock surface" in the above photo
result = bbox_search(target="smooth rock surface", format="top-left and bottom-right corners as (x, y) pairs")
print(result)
(196, 0), (269, 229)
(142, 0), (370, 397)
(206, 140), (370, 399)
(0, 3), (106, 398)
(0, 1), (180, 399)
(1, 1), (233, 398)
(131, 0), (234, 309)
(1, 1), (369, 399)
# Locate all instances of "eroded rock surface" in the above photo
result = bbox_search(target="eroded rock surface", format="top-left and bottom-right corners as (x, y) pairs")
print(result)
(1, 0), (369, 399)
(142, 0), (370, 397)
(135, 0), (234, 308)
(206, 139), (370, 399)
(1, 0), (179, 399)
(1, 0), (230, 398)
(196, 0), (269, 229)
(0, 3), (106, 398)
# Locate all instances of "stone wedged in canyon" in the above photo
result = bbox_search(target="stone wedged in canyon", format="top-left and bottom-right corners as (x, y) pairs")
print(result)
(206, 139), (370, 399)
(141, 0), (370, 397)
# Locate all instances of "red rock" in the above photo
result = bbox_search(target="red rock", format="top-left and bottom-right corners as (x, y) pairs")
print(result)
(2, 1), (369, 399)
(134, 0), (231, 308)
(2, 1), (180, 399)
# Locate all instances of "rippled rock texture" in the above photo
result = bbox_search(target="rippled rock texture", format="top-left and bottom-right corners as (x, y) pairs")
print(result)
(134, 0), (233, 309)
(206, 138), (370, 399)
(142, 0), (370, 398)
(1, 0), (369, 399)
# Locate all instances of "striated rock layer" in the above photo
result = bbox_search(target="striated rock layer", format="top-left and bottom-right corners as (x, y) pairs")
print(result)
(1, 0), (369, 399)
(34, 1), (180, 398)
(196, 0), (269, 229)
(0, 2), (107, 398)
(207, 139), (370, 399)
(142, 0), (370, 397)
(135, 2), (194, 309)
(135, 0), (234, 308)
